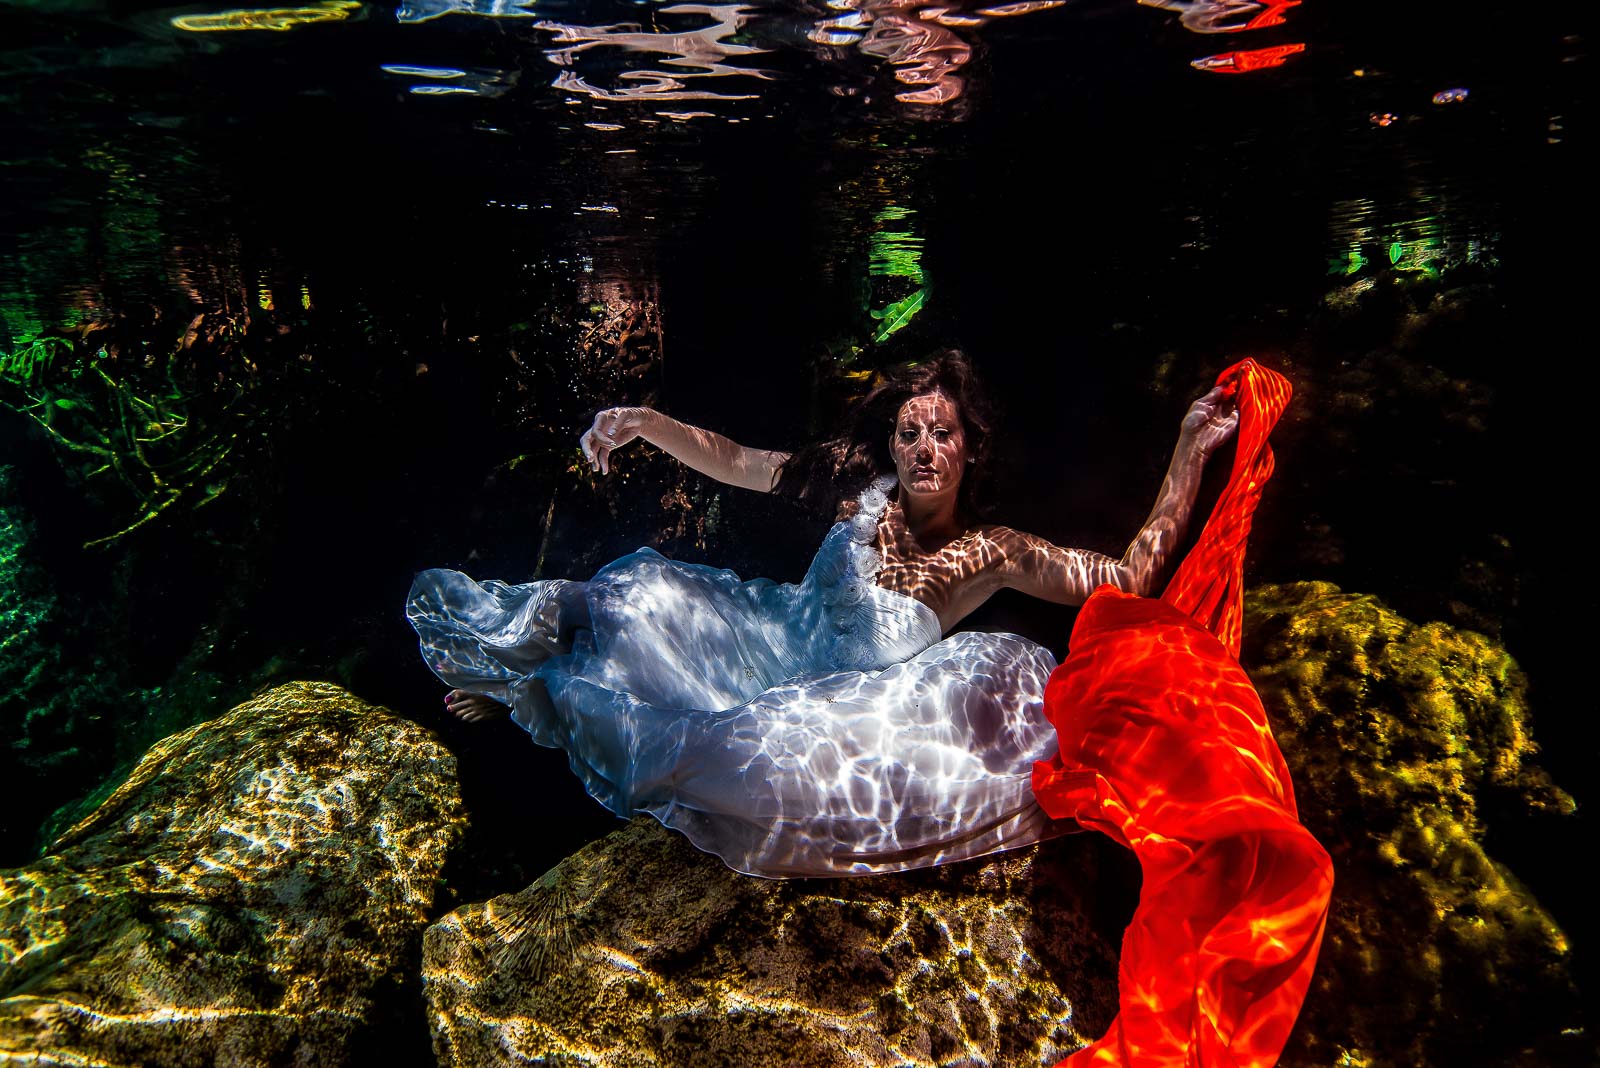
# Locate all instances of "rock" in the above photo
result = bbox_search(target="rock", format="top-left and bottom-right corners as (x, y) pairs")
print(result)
(1242, 582), (1583, 1067)
(423, 581), (1585, 1068)
(423, 818), (1131, 1067)
(0, 681), (466, 1068)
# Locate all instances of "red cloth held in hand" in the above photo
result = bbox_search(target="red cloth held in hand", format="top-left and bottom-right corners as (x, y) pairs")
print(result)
(1032, 360), (1332, 1068)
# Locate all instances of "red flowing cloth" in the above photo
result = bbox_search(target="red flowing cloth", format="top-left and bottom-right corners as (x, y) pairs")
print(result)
(1032, 360), (1333, 1068)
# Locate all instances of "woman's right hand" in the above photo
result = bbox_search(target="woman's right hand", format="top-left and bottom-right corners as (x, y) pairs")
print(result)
(580, 406), (654, 475)
(1179, 385), (1240, 459)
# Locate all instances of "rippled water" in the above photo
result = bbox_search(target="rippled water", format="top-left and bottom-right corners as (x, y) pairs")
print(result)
(0, 0), (1593, 1055)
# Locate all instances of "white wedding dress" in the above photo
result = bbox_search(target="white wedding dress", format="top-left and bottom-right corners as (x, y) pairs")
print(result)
(406, 477), (1068, 877)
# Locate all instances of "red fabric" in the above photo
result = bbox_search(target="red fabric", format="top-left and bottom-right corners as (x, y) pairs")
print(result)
(1192, 44), (1307, 74)
(1032, 360), (1332, 1068)
(1164, 358), (1293, 660)
(1241, 1), (1300, 31)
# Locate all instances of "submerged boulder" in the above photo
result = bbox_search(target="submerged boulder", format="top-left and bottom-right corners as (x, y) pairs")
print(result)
(1243, 582), (1582, 1067)
(423, 582), (1582, 1068)
(0, 681), (465, 1068)
(422, 817), (1130, 1068)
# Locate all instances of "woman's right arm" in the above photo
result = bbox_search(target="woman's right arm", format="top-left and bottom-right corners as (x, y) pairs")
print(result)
(580, 406), (790, 493)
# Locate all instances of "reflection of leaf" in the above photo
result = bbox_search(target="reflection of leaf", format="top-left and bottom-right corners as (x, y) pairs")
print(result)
(870, 289), (926, 343)
(1328, 249), (1368, 276)
(870, 231), (925, 282)
(1389, 242), (1404, 264)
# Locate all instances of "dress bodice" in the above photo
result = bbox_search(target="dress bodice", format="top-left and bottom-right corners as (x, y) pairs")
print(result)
(804, 475), (942, 672)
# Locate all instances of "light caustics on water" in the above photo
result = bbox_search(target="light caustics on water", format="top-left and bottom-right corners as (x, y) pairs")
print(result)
(536, 5), (775, 104)
(395, 0), (540, 20)
(381, 0), (1307, 116)
(170, 0), (359, 32)
(811, 0), (1304, 98)
(1141, 0), (1307, 75)
(392, 2), (771, 107)
(1137, 0), (1299, 34)
(803, 0), (1080, 107)
(380, 63), (519, 97)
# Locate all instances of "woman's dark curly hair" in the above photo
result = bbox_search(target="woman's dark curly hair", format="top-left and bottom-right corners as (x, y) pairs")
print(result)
(774, 347), (997, 519)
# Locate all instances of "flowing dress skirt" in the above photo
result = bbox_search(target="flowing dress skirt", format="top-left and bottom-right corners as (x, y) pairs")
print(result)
(408, 476), (1071, 876)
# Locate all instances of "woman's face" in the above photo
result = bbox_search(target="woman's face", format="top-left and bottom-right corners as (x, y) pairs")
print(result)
(891, 391), (968, 498)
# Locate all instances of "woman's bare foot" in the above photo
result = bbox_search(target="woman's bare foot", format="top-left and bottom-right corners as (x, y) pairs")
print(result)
(445, 689), (510, 723)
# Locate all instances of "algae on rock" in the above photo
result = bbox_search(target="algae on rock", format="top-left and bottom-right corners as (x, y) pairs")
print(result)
(0, 681), (466, 1068)
(1243, 581), (1580, 1067)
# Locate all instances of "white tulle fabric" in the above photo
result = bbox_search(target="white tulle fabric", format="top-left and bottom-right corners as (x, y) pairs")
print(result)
(406, 477), (1069, 876)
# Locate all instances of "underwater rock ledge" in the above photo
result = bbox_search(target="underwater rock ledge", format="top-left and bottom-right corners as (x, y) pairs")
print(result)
(0, 680), (466, 1068)
(424, 581), (1584, 1068)
(422, 816), (1130, 1068)
(1243, 581), (1582, 1068)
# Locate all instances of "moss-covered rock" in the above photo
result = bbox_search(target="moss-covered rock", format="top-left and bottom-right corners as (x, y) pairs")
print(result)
(0, 681), (466, 1068)
(422, 818), (1130, 1068)
(1243, 581), (1582, 1067)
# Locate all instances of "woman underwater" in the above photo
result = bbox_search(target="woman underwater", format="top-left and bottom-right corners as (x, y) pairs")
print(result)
(408, 350), (1238, 877)
(409, 350), (1333, 1066)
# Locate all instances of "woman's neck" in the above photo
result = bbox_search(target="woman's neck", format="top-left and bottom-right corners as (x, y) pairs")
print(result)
(897, 491), (964, 547)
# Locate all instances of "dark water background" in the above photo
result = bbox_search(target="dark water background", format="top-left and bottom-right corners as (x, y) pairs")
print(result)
(1, 0), (1593, 1057)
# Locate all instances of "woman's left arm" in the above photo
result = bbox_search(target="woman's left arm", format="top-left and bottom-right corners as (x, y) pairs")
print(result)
(994, 386), (1238, 603)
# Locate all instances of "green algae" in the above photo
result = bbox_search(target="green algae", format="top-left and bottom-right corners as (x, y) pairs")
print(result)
(1243, 582), (1583, 1067)
(0, 325), (250, 547)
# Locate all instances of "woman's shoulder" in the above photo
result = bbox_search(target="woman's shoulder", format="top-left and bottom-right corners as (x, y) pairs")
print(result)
(962, 520), (1025, 544)
(960, 522), (1050, 567)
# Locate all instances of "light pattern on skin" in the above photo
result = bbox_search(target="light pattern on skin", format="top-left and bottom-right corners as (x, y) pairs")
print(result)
(409, 477), (1073, 877)
(873, 388), (1223, 633)
(876, 511), (1143, 636)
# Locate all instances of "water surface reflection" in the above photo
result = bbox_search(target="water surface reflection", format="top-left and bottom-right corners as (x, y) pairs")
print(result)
(382, 0), (1305, 113)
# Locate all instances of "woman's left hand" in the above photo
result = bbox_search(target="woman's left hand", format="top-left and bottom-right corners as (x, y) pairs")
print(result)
(1180, 385), (1241, 458)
